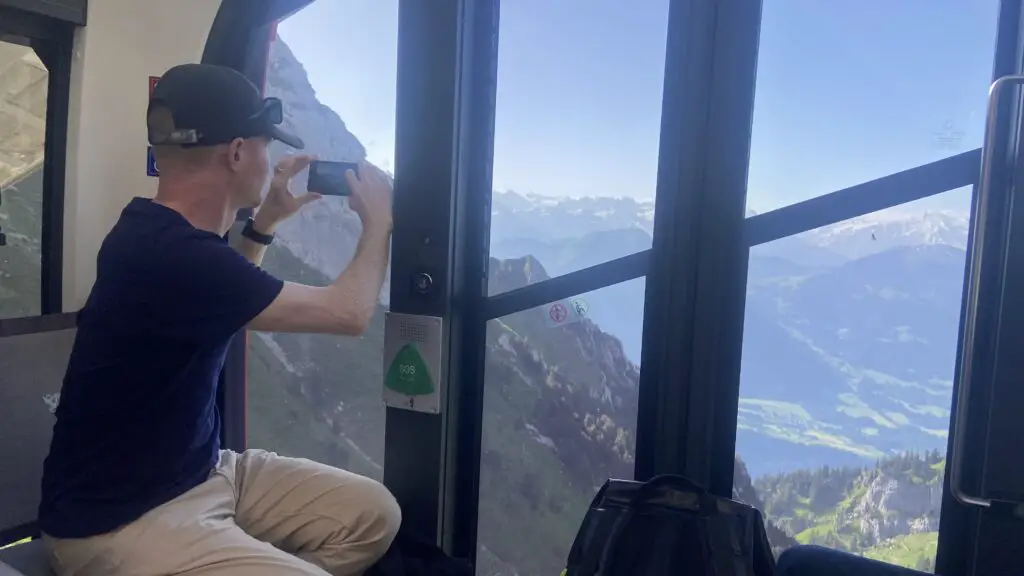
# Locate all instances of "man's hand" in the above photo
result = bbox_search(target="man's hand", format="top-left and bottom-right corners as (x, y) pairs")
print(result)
(254, 154), (321, 233)
(346, 161), (393, 234)
(250, 161), (394, 336)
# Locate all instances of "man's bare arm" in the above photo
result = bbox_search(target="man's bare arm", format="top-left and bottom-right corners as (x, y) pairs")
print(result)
(237, 154), (320, 267)
(248, 224), (390, 335)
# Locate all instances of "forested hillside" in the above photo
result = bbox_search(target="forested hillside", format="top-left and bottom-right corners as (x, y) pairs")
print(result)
(751, 451), (943, 572)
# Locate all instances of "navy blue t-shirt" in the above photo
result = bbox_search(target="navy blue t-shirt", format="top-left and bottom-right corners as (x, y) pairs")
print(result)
(38, 198), (284, 538)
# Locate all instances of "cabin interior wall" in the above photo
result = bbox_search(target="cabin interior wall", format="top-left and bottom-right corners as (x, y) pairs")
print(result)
(61, 0), (220, 309)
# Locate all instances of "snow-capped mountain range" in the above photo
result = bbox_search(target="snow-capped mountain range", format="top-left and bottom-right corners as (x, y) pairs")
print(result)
(492, 188), (970, 263)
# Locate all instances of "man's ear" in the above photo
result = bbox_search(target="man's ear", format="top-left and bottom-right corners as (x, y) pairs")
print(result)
(227, 138), (246, 171)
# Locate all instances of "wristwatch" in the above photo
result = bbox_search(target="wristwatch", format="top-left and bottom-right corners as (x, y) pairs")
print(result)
(241, 217), (275, 246)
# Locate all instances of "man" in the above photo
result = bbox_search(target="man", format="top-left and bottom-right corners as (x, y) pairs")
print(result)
(38, 63), (399, 575)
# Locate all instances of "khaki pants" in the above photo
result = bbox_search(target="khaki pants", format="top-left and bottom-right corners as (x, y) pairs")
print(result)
(43, 449), (401, 576)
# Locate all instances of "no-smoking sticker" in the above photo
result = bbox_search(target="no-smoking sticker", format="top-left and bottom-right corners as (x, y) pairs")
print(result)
(544, 298), (589, 329)
(548, 302), (569, 324)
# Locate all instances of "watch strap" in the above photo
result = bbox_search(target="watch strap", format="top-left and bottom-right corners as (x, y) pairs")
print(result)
(241, 217), (275, 246)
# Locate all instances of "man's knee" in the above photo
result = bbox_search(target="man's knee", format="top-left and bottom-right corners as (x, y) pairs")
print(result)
(232, 450), (401, 562)
(345, 475), (401, 554)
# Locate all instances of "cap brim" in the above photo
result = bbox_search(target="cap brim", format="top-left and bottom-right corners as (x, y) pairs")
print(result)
(268, 125), (305, 149)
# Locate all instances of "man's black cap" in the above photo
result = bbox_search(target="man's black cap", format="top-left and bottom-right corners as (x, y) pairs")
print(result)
(148, 63), (304, 149)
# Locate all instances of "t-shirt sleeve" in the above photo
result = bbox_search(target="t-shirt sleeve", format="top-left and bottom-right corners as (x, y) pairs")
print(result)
(152, 234), (284, 346)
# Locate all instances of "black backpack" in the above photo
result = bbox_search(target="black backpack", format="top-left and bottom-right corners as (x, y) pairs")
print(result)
(564, 475), (776, 576)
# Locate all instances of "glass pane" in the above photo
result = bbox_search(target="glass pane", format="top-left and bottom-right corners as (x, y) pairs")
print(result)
(746, 2), (998, 214)
(0, 39), (48, 319)
(245, 1), (397, 481)
(734, 186), (971, 572)
(476, 271), (645, 575)
(488, 1), (668, 294)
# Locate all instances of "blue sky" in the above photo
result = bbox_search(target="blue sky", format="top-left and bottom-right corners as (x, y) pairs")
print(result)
(280, 0), (999, 214)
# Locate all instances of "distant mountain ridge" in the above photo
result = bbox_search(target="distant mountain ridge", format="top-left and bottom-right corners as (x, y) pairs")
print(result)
(803, 209), (968, 259)
(492, 190), (656, 240)
(492, 188), (969, 263)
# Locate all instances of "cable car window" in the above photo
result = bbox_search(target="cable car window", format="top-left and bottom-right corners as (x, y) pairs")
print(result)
(245, 0), (397, 481)
(486, 1), (669, 295)
(477, 279), (646, 575)
(473, 1), (666, 571)
(0, 36), (48, 319)
(735, 186), (972, 571)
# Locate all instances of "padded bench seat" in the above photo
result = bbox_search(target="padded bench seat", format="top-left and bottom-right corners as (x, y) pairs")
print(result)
(0, 540), (52, 576)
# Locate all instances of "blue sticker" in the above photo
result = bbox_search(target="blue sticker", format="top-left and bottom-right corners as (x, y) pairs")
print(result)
(146, 146), (159, 177)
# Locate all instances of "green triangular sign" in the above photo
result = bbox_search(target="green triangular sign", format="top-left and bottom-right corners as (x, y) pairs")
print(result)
(385, 343), (435, 396)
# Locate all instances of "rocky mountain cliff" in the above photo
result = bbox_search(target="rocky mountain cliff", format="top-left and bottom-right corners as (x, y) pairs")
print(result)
(262, 39), (392, 302)
(752, 451), (943, 571)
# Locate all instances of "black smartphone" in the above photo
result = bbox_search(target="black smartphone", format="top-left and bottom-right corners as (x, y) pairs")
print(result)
(308, 160), (359, 197)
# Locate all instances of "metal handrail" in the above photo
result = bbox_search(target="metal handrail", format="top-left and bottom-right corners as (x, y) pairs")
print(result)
(949, 75), (1024, 509)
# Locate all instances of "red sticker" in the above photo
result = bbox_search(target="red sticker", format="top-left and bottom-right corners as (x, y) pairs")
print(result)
(548, 302), (568, 324)
(149, 76), (160, 97)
